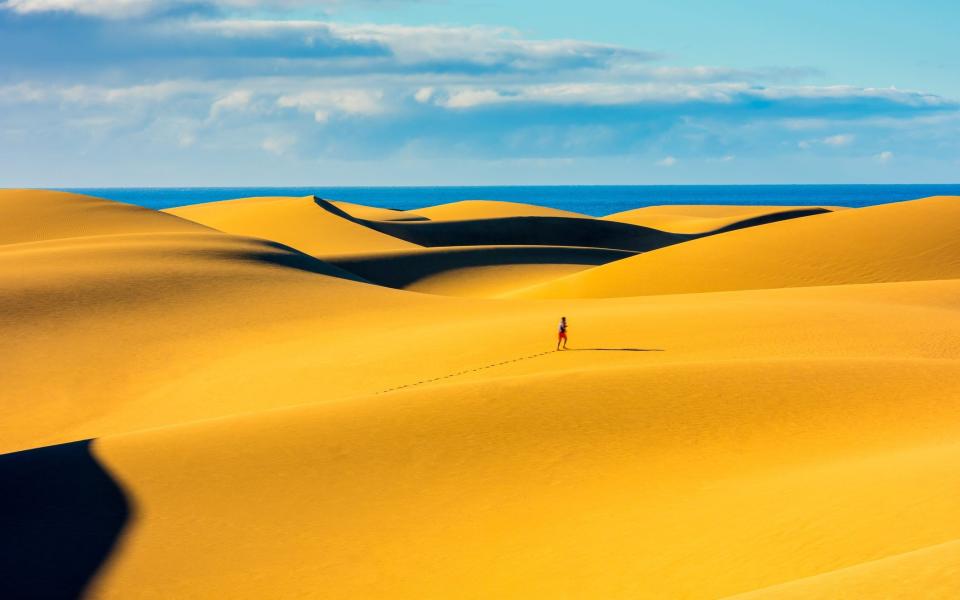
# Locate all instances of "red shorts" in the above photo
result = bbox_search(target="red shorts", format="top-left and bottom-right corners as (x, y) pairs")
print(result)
(558, 332), (567, 340)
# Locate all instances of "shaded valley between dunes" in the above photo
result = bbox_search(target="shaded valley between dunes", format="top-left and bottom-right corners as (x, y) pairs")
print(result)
(3, 189), (960, 598)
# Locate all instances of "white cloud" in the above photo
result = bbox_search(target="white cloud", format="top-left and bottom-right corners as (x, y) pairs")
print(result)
(277, 89), (385, 121)
(261, 134), (296, 155)
(189, 19), (653, 75)
(4, 0), (158, 16)
(3, 0), (336, 17)
(656, 156), (677, 167)
(822, 133), (854, 146)
(52, 81), (195, 105)
(0, 83), (48, 103)
(754, 85), (949, 107)
(799, 133), (855, 150)
(413, 87), (434, 104)
(424, 82), (949, 111)
(441, 89), (506, 109)
(433, 83), (744, 109)
(209, 90), (252, 119)
(876, 151), (894, 163)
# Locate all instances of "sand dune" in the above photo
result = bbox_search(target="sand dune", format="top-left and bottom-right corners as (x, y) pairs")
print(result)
(315, 197), (691, 252)
(3, 190), (960, 598)
(166, 195), (692, 298)
(0, 189), (212, 243)
(603, 204), (839, 234)
(514, 195), (960, 298)
(410, 199), (589, 221)
(1, 191), (376, 452)
(166, 195), (420, 257)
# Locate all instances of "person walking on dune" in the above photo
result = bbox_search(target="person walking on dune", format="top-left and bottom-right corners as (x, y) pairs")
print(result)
(557, 316), (568, 350)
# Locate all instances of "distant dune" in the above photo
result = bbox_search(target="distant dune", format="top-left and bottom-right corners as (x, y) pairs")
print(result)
(3, 189), (960, 599)
(514, 196), (960, 298)
(409, 199), (590, 220)
(166, 195), (420, 256)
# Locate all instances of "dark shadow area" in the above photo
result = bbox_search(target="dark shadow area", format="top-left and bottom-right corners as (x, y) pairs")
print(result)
(244, 239), (373, 284)
(315, 197), (695, 252)
(330, 245), (635, 289)
(566, 348), (665, 352)
(710, 207), (832, 235)
(0, 440), (131, 599)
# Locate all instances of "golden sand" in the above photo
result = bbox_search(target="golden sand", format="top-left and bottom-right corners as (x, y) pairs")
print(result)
(2, 189), (959, 598)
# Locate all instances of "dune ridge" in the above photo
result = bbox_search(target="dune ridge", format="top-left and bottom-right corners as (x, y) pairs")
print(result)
(409, 199), (590, 220)
(165, 194), (845, 298)
(603, 204), (839, 234)
(2, 189), (960, 598)
(314, 197), (693, 252)
(166, 195), (420, 257)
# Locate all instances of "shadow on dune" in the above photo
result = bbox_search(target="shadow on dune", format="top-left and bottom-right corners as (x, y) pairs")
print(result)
(710, 207), (832, 234)
(0, 440), (131, 599)
(566, 347), (665, 352)
(315, 197), (694, 253)
(247, 239), (373, 284)
(330, 245), (636, 290)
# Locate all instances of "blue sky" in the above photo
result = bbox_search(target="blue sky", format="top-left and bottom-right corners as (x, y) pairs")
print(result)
(1, 0), (958, 185)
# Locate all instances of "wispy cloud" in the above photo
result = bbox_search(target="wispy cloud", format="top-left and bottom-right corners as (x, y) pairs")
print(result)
(2, 0), (338, 18)
(656, 156), (677, 167)
(876, 150), (895, 163)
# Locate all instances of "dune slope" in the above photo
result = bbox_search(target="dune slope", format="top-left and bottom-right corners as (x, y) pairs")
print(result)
(0, 191), (376, 452)
(90, 349), (960, 598)
(514, 196), (960, 298)
(726, 538), (960, 599)
(0, 189), (212, 243)
(166, 195), (419, 257)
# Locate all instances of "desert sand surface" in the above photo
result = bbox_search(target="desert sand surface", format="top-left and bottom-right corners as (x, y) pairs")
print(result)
(3, 189), (960, 599)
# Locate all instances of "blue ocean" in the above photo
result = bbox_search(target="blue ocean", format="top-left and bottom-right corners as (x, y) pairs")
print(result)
(60, 185), (960, 217)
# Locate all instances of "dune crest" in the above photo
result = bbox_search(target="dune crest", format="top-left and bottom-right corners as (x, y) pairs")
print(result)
(166, 195), (419, 257)
(603, 204), (840, 234)
(0, 189), (211, 244)
(411, 199), (590, 220)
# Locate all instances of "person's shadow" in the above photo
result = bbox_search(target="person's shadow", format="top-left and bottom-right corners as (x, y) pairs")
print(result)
(564, 347), (664, 352)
